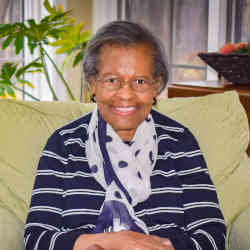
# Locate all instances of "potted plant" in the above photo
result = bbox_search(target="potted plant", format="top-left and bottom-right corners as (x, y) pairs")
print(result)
(0, 0), (91, 101)
(198, 42), (250, 85)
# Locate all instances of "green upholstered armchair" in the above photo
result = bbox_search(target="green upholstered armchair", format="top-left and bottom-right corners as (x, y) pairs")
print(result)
(0, 91), (249, 250)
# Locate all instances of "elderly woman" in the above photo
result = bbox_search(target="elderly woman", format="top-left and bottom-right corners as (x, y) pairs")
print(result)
(24, 21), (226, 250)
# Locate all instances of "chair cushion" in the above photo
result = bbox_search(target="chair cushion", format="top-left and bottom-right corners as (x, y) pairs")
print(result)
(156, 91), (250, 225)
(227, 206), (250, 250)
(0, 205), (25, 250)
(0, 100), (95, 222)
(215, 152), (250, 226)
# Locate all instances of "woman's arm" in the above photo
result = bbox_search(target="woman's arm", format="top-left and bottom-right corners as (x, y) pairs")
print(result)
(162, 128), (226, 250)
(24, 130), (173, 250)
(24, 132), (94, 250)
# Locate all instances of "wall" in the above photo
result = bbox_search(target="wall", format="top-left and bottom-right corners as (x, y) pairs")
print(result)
(66, 0), (92, 102)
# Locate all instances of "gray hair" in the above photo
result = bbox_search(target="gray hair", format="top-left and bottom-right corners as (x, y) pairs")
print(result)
(83, 20), (168, 94)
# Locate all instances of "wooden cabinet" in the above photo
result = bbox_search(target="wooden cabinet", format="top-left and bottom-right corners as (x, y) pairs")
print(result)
(167, 81), (250, 156)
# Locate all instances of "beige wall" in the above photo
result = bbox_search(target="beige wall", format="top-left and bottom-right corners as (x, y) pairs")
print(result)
(66, 0), (92, 102)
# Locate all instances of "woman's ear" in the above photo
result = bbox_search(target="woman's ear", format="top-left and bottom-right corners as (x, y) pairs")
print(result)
(153, 76), (163, 97)
(90, 79), (97, 97)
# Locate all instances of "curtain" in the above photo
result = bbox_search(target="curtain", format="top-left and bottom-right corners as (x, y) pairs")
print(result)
(0, 0), (23, 63)
(119, 0), (208, 82)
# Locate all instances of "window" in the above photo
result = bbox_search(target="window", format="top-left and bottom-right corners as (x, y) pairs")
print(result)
(0, 0), (24, 75)
(0, 0), (23, 60)
(240, 0), (250, 42)
(92, 0), (233, 85)
(121, 0), (209, 82)
(228, 0), (250, 42)
(118, 0), (221, 83)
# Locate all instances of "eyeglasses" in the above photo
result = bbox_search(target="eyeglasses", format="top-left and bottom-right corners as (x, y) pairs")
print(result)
(96, 75), (157, 93)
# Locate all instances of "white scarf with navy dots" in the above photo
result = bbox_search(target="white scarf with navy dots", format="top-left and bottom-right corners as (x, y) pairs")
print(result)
(86, 107), (158, 234)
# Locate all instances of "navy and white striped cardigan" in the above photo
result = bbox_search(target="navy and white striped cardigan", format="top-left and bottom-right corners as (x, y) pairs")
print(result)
(24, 109), (226, 250)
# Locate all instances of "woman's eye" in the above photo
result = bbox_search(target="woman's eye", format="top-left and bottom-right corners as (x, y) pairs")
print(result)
(106, 78), (118, 84)
(136, 79), (147, 85)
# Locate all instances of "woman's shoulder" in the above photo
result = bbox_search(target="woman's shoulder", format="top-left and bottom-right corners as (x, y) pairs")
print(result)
(151, 109), (187, 133)
(48, 112), (92, 143)
(151, 109), (199, 150)
(152, 110), (206, 173)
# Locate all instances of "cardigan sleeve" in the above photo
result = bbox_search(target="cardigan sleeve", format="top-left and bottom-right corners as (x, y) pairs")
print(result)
(167, 128), (226, 250)
(24, 131), (93, 250)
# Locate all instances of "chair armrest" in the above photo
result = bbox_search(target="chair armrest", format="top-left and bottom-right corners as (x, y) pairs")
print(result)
(227, 205), (250, 250)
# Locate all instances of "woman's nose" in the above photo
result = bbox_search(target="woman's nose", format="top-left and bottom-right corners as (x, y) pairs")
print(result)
(115, 83), (136, 99)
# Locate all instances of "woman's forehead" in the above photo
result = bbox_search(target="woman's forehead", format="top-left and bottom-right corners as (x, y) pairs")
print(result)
(98, 43), (155, 75)
(99, 42), (154, 54)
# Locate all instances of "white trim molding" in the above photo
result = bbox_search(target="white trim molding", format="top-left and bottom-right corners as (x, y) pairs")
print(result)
(207, 0), (228, 80)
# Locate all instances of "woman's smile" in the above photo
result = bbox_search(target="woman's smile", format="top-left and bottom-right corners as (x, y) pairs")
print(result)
(111, 105), (137, 116)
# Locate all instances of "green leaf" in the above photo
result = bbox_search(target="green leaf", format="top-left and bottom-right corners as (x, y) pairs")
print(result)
(15, 67), (27, 78)
(0, 24), (12, 35)
(43, 37), (49, 45)
(0, 87), (6, 96)
(49, 39), (64, 46)
(43, 0), (57, 14)
(6, 86), (16, 97)
(16, 59), (42, 78)
(14, 33), (24, 54)
(55, 46), (71, 54)
(41, 15), (50, 24)
(16, 22), (26, 29)
(27, 19), (36, 27)
(47, 29), (61, 39)
(50, 11), (71, 22)
(1, 63), (17, 79)
(0, 72), (8, 80)
(0, 79), (9, 85)
(79, 31), (91, 43)
(0, 78), (12, 86)
(27, 38), (37, 54)
(2, 35), (14, 49)
(73, 51), (83, 67)
(17, 79), (35, 89)
(26, 69), (43, 74)
(0, 75), (12, 85)
(31, 62), (43, 68)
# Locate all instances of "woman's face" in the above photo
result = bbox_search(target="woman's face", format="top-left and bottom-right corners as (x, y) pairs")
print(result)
(90, 43), (160, 141)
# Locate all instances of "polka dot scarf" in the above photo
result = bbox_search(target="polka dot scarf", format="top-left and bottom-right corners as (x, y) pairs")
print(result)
(86, 107), (158, 234)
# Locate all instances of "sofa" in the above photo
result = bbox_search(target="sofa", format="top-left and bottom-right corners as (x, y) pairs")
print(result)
(0, 91), (250, 250)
